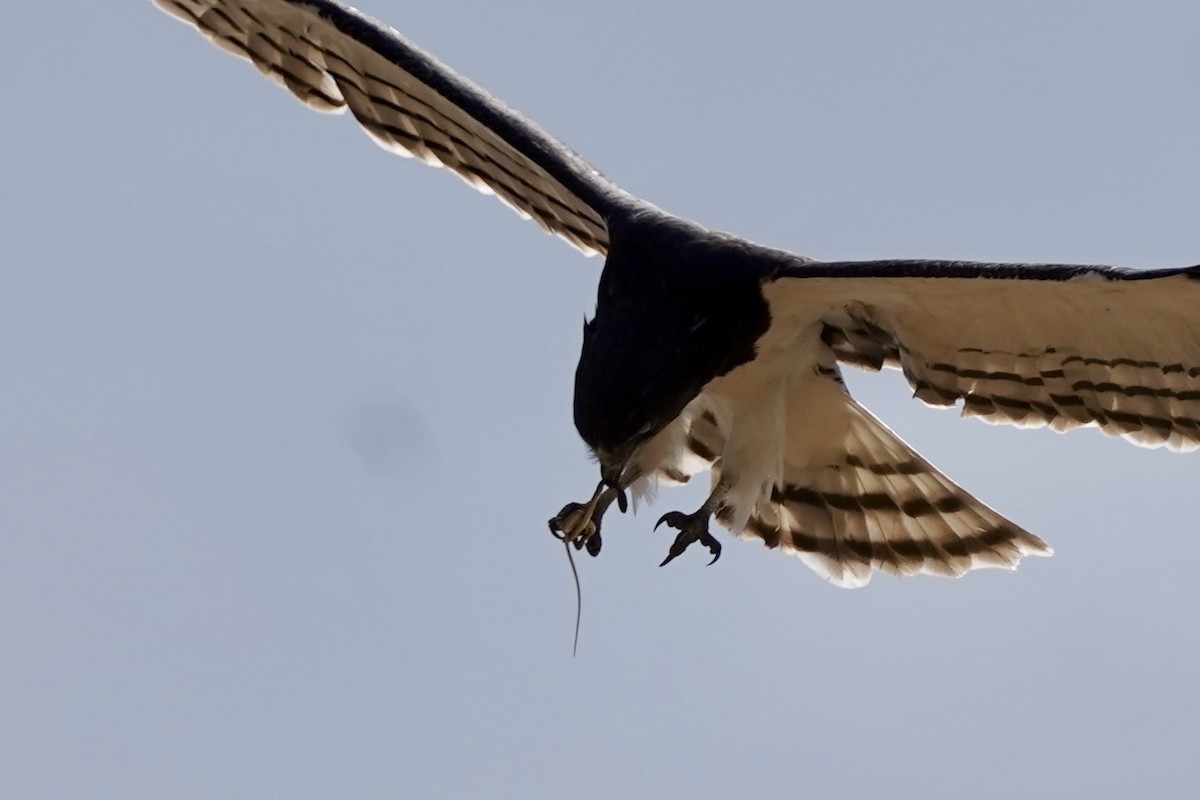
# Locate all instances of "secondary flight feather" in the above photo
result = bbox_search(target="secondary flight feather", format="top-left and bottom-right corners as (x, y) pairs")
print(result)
(154, 0), (1200, 588)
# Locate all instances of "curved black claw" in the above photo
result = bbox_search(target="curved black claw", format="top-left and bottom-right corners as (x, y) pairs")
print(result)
(548, 502), (602, 557)
(583, 525), (602, 557)
(654, 510), (722, 567)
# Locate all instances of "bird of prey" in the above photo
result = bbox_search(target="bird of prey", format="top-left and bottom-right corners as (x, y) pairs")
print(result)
(155, 0), (1200, 588)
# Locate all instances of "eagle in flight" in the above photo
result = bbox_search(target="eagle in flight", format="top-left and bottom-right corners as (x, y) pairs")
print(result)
(156, 0), (1200, 588)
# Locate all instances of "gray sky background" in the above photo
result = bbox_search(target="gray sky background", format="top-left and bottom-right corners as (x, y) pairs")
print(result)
(3, 2), (1200, 797)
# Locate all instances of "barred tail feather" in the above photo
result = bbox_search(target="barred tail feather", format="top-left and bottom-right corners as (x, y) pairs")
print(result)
(732, 398), (1051, 588)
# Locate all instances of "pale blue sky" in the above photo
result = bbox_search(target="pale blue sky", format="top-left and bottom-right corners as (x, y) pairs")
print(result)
(3, 2), (1199, 797)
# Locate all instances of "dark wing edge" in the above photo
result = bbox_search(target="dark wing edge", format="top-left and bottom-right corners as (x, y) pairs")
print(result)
(153, 0), (639, 256)
(785, 259), (1200, 451)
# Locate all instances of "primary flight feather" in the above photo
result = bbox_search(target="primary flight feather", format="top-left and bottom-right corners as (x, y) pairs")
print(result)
(154, 0), (1200, 587)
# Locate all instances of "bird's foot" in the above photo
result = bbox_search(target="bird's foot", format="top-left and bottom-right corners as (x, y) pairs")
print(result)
(549, 499), (603, 556)
(654, 509), (722, 566)
(548, 481), (618, 557)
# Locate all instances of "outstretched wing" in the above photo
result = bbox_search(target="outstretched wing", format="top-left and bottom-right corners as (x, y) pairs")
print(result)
(650, 260), (1198, 586)
(781, 260), (1200, 451)
(153, 0), (635, 255)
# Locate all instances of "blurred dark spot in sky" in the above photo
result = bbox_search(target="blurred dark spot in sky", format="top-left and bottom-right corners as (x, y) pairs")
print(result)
(343, 399), (435, 477)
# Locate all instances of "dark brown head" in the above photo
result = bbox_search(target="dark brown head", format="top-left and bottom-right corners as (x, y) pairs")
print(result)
(572, 222), (773, 484)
